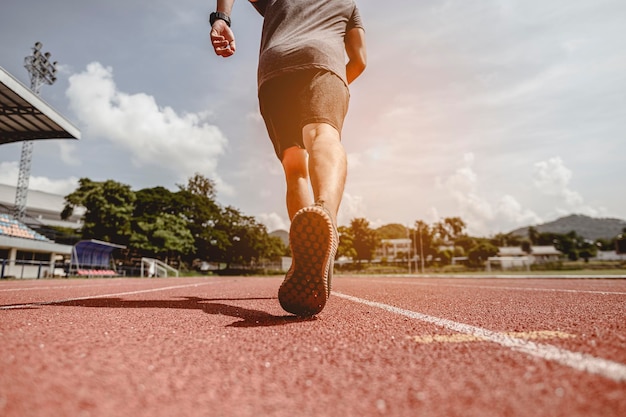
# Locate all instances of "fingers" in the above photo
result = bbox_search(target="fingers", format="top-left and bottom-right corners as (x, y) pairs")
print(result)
(212, 40), (236, 57)
(210, 26), (236, 57)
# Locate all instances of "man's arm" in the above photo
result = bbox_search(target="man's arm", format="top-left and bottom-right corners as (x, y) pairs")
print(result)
(211, 0), (236, 57)
(345, 27), (367, 84)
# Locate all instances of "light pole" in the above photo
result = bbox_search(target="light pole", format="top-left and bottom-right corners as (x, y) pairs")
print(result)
(417, 222), (425, 274)
(14, 42), (58, 221)
(406, 225), (411, 274)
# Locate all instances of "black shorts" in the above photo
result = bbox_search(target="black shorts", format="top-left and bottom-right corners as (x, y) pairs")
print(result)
(258, 68), (349, 159)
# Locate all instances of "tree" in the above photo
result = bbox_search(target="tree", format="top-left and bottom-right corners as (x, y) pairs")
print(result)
(520, 240), (532, 254)
(577, 240), (598, 263)
(337, 225), (357, 260)
(435, 217), (466, 242)
(467, 240), (499, 268)
(349, 218), (380, 262)
(131, 186), (194, 263)
(454, 235), (476, 254)
(62, 178), (135, 245)
(176, 174), (223, 264)
(211, 206), (286, 268)
(490, 232), (523, 248)
(412, 220), (435, 267)
(133, 186), (182, 220)
(130, 213), (195, 261)
(528, 226), (540, 245)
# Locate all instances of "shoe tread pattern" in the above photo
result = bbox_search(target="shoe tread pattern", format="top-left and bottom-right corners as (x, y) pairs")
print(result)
(278, 206), (335, 316)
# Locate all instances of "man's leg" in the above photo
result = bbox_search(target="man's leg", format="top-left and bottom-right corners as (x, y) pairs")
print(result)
(281, 146), (313, 221)
(277, 123), (344, 316)
(302, 122), (347, 225)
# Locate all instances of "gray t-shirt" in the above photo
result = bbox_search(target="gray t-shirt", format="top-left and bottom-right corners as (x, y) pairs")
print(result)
(256, 0), (364, 89)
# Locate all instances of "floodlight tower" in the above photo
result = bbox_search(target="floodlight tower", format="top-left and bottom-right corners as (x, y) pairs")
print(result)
(15, 42), (58, 221)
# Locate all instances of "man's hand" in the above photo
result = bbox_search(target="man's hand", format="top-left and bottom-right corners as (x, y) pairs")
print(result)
(211, 19), (236, 57)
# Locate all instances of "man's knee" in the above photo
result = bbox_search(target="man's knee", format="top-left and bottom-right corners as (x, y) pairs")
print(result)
(302, 123), (341, 150)
(281, 146), (308, 178)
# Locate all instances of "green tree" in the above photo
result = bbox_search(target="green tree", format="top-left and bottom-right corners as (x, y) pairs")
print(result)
(594, 238), (614, 252)
(133, 186), (182, 220)
(435, 217), (466, 242)
(130, 213), (195, 261)
(521, 240), (532, 254)
(131, 186), (193, 263)
(490, 232), (523, 247)
(211, 206), (286, 268)
(176, 174), (223, 264)
(62, 178), (135, 245)
(412, 220), (435, 266)
(337, 225), (357, 260)
(528, 226), (540, 245)
(467, 240), (499, 268)
(577, 240), (598, 263)
(349, 218), (380, 262)
(454, 235), (476, 254)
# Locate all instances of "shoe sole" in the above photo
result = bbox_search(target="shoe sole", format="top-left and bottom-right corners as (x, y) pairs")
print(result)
(279, 206), (335, 316)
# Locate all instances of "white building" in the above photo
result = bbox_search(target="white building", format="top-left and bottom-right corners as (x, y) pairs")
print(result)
(487, 245), (563, 271)
(376, 238), (412, 261)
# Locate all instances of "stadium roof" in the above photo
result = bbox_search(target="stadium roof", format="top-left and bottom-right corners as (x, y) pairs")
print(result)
(0, 65), (80, 145)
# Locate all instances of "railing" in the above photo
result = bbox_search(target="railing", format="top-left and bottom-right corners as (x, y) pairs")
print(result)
(0, 258), (61, 279)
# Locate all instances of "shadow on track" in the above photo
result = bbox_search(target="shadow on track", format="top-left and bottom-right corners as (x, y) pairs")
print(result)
(51, 296), (317, 327)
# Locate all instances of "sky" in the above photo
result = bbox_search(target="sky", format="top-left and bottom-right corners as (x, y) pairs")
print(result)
(1, 0), (625, 236)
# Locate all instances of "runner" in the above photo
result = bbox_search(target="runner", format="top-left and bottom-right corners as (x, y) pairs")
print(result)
(210, 0), (367, 315)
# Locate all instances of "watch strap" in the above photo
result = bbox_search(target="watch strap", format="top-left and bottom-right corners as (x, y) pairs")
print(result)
(210, 11), (231, 27)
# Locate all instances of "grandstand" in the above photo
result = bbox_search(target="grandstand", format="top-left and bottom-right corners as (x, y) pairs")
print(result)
(0, 183), (84, 235)
(0, 212), (73, 278)
(0, 213), (49, 241)
(1, 65), (80, 278)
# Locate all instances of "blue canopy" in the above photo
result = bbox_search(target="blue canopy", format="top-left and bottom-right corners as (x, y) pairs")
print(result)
(71, 239), (126, 269)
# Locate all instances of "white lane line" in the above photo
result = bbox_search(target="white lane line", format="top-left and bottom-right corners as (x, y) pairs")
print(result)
(0, 282), (147, 292)
(335, 292), (626, 383)
(361, 279), (626, 296)
(0, 282), (218, 310)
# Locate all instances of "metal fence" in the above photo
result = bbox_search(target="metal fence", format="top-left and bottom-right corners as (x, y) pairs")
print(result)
(0, 258), (60, 279)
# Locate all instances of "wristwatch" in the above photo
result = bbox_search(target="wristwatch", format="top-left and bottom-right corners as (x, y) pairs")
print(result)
(210, 11), (231, 27)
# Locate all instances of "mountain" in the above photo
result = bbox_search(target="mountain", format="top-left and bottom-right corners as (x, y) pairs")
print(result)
(269, 229), (289, 247)
(510, 214), (626, 241)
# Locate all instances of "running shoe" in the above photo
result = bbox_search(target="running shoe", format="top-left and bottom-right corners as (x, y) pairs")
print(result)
(278, 204), (337, 316)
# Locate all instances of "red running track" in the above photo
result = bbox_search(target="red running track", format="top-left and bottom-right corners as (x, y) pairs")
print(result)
(1, 275), (625, 417)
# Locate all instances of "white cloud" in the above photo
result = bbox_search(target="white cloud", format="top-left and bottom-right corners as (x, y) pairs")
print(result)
(29, 176), (79, 195)
(257, 212), (289, 233)
(438, 153), (542, 235)
(496, 194), (542, 226)
(533, 157), (577, 198)
(0, 162), (18, 185)
(533, 156), (585, 206)
(56, 141), (80, 166)
(532, 156), (607, 218)
(0, 161), (78, 195)
(66, 62), (228, 189)
(338, 192), (367, 226)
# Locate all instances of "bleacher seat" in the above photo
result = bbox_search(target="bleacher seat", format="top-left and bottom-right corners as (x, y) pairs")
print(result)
(0, 213), (50, 241)
(76, 269), (117, 277)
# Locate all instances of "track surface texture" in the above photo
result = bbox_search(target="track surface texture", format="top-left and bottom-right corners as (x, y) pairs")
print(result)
(1, 275), (625, 417)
